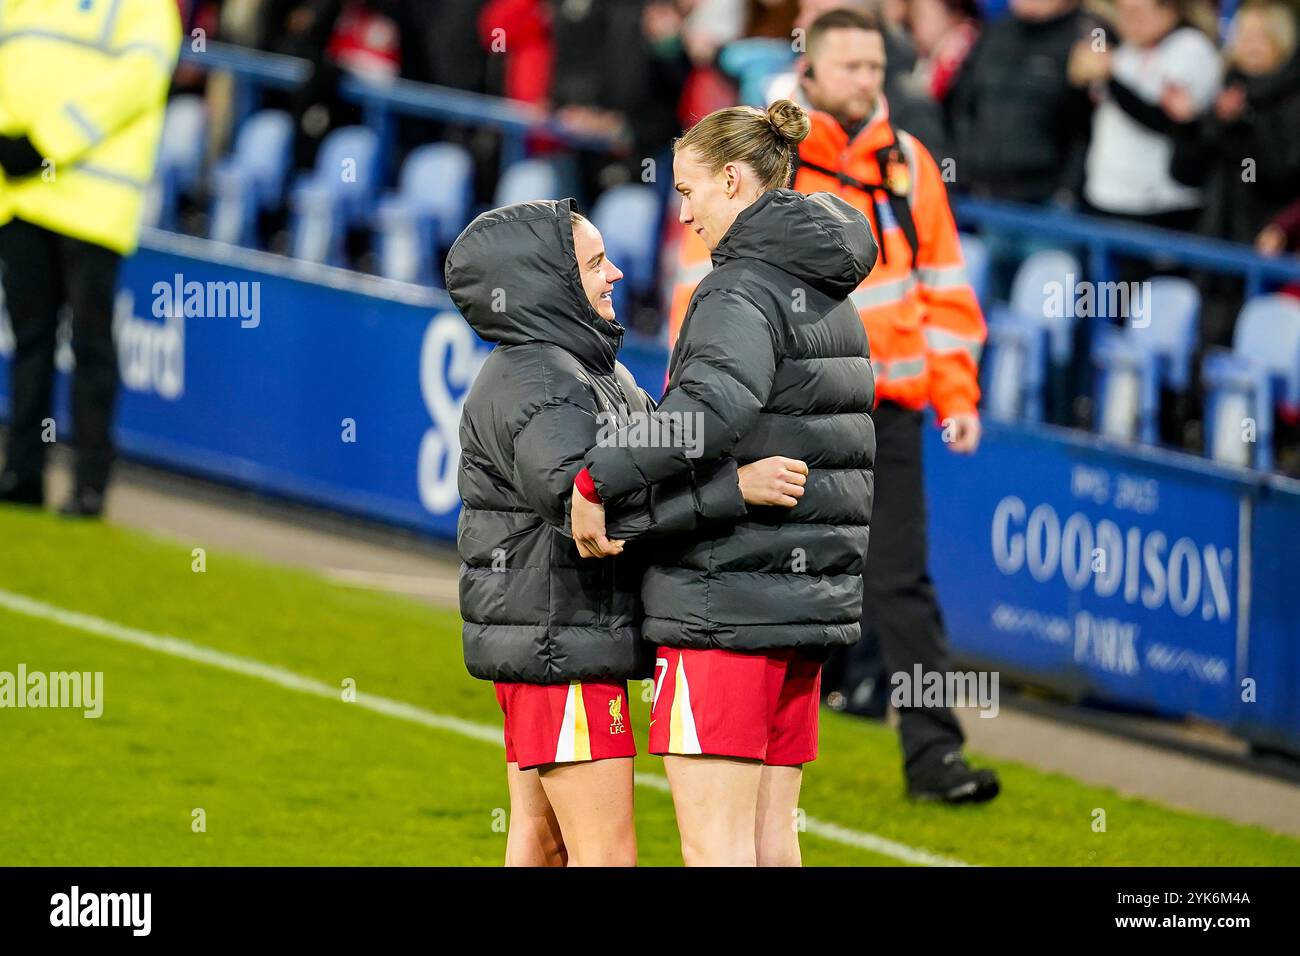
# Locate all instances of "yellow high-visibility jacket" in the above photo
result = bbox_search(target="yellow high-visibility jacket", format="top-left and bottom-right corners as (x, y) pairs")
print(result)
(0, 0), (181, 254)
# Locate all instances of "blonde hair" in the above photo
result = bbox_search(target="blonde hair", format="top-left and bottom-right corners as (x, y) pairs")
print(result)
(674, 99), (812, 192)
(1230, 1), (1297, 66)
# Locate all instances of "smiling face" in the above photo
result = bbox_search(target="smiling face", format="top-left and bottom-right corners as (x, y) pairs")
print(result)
(571, 215), (623, 322)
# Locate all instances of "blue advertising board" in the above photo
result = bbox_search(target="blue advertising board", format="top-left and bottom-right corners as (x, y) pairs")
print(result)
(1236, 476), (1300, 749)
(924, 423), (1246, 722)
(116, 237), (488, 538)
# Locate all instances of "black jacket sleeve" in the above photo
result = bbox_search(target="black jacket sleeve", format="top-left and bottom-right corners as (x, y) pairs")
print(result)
(512, 396), (746, 543)
(1107, 77), (1178, 135)
(583, 288), (779, 500)
(1106, 77), (1209, 187)
(511, 398), (601, 531)
(605, 457), (748, 539)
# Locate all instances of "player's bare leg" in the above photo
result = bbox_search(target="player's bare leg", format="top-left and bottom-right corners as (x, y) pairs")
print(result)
(504, 762), (566, 867)
(537, 757), (637, 866)
(663, 754), (763, 866)
(755, 764), (804, 867)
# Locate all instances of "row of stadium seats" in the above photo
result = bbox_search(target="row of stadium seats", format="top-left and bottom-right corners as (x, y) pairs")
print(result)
(969, 233), (1300, 470)
(145, 97), (662, 311)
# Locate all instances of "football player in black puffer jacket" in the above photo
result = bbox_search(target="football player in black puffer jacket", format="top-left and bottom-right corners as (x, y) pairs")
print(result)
(570, 101), (878, 867)
(448, 200), (808, 866)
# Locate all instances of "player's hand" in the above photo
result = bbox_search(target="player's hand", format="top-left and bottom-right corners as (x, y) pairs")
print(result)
(571, 484), (623, 558)
(738, 456), (808, 507)
(943, 414), (982, 454)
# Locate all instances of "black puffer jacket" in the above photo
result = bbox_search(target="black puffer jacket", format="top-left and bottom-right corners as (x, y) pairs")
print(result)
(1201, 53), (1300, 245)
(448, 199), (748, 684)
(584, 189), (878, 651)
(947, 9), (1096, 203)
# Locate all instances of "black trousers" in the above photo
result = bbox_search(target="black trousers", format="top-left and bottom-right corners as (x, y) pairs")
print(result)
(848, 400), (966, 775)
(0, 218), (122, 494)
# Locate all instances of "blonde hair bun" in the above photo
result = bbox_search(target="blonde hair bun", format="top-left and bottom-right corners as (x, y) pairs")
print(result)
(767, 99), (811, 147)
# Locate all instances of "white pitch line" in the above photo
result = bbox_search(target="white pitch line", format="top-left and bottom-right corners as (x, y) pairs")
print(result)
(0, 587), (971, 868)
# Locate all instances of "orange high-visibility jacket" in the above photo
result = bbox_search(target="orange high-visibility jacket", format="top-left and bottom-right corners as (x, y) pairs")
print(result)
(665, 97), (985, 422)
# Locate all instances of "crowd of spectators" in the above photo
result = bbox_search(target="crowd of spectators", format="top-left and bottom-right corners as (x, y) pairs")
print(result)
(180, 0), (1300, 278)
(170, 0), (1300, 466)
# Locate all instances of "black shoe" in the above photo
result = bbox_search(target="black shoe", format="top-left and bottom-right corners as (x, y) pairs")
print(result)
(59, 488), (105, 518)
(0, 472), (43, 507)
(907, 751), (1001, 804)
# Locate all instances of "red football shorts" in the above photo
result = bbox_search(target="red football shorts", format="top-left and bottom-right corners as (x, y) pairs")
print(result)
(495, 680), (636, 771)
(649, 647), (822, 765)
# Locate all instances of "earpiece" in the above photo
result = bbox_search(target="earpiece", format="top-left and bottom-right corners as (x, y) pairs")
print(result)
(803, 64), (815, 80)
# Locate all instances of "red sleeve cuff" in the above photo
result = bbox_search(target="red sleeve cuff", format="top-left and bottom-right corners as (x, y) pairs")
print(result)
(574, 467), (602, 504)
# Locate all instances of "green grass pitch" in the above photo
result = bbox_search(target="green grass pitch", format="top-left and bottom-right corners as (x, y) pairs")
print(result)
(0, 505), (1296, 866)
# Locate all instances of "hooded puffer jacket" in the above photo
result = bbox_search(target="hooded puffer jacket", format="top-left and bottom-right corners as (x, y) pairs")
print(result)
(448, 198), (748, 684)
(584, 188), (878, 652)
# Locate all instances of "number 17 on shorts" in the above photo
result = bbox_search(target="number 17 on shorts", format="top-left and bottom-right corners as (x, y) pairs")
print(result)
(648, 646), (821, 765)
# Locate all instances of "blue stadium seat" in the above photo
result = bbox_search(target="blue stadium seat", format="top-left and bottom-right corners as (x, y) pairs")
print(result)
(1008, 248), (1083, 366)
(1200, 296), (1300, 469)
(493, 159), (560, 207)
(981, 304), (1046, 422)
(590, 184), (660, 318)
(959, 232), (991, 308)
(1092, 326), (1160, 444)
(289, 125), (380, 265)
(983, 249), (1081, 423)
(1090, 277), (1200, 444)
(208, 109), (293, 248)
(1128, 276), (1200, 393)
(1202, 351), (1274, 469)
(145, 95), (207, 231)
(374, 143), (474, 284)
(1233, 294), (1300, 409)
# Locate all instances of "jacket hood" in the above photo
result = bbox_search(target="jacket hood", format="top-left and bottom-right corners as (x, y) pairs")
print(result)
(444, 198), (623, 373)
(711, 188), (877, 299)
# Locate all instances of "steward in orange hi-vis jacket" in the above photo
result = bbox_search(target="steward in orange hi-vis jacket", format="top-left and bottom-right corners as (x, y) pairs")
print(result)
(792, 102), (985, 423)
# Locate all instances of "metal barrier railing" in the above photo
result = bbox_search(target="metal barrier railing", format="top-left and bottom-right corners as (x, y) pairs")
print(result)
(954, 197), (1300, 297)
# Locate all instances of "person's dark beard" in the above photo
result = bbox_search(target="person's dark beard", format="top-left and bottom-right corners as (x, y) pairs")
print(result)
(833, 98), (876, 139)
